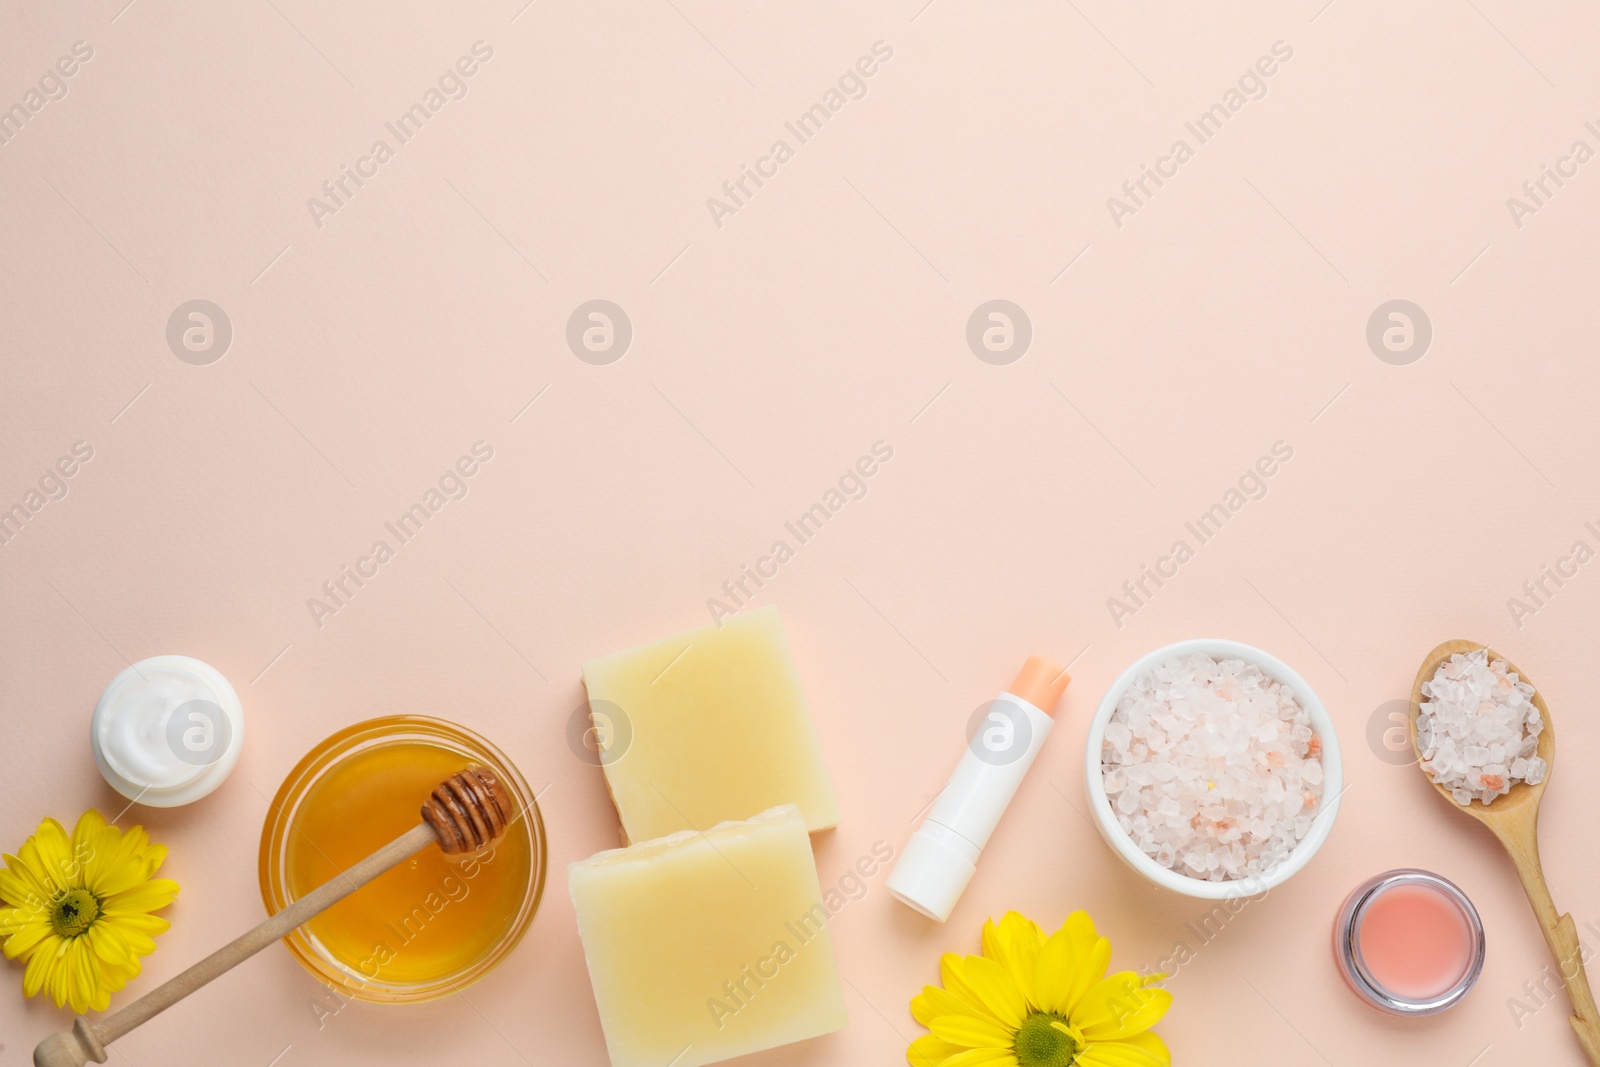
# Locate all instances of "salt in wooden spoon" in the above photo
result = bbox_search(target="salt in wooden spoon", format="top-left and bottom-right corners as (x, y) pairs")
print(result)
(1409, 639), (1600, 1065)
(33, 766), (513, 1067)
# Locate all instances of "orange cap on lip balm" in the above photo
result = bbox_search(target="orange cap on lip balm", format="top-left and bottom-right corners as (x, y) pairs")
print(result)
(1007, 655), (1070, 714)
(886, 654), (1071, 921)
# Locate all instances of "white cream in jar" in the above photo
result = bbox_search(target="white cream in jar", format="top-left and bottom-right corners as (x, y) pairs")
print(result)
(91, 655), (244, 806)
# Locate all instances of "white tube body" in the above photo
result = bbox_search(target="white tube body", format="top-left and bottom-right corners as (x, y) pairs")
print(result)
(886, 692), (1054, 921)
(926, 692), (1055, 849)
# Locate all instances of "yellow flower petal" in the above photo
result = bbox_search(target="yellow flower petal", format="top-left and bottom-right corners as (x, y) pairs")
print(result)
(4, 918), (55, 959)
(87, 827), (155, 897)
(1071, 972), (1173, 1041)
(0, 856), (51, 910)
(139, 842), (169, 881)
(102, 877), (179, 916)
(77, 827), (116, 892)
(1077, 1042), (1165, 1067)
(1114, 1031), (1170, 1066)
(942, 1049), (1019, 1067)
(101, 954), (142, 987)
(64, 941), (88, 1013)
(113, 926), (156, 958)
(930, 1012), (1018, 1049)
(88, 947), (120, 1012)
(1011, 908), (1049, 940)
(914, 984), (991, 1029)
(30, 819), (73, 888)
(956, 954), (1028, 1029)
(96, 909), (170, 935)
(1061, 909), (1099, 942)
(1067, 938), (1111, 1013)
(16, 842), (64, 900)
(940, 953), (1006, 1025)
(980, 918), (1009, 965)
(69, 810), (107, 881)
(22, 938), (58, 999)
(908, 1034), (967, 1067)
(1034, 922), (1111, 1016)
(0, 901), (44, 935)
(74, 938), (109, 1013)
(983, 912), (1044, 1007)
(87, 923), (135, 966)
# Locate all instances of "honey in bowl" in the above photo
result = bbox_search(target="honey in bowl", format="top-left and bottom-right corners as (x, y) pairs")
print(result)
(261, 717), (545, 1002)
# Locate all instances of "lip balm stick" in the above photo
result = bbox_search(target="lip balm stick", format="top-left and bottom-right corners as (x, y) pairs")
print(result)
(887, 656), (1070, 922)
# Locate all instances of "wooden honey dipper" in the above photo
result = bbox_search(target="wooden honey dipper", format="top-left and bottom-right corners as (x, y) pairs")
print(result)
(34, 767), (512, 1067)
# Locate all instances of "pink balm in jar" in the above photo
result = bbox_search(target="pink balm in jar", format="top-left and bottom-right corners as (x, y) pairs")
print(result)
(1334, 870), (1485, 1015)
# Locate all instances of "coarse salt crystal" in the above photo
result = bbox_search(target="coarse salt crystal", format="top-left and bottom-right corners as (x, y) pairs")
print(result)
(1100, 654), (1325, 882)
(1417, 651), (1543, 805)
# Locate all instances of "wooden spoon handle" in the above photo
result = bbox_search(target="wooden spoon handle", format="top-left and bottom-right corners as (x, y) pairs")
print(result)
(35, 822), (438, 1067)
(1510, 849), (1600, 1066)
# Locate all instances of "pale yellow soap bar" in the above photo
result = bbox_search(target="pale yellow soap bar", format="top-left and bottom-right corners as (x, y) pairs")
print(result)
(569, 805), (849, 1067)
(582, 605), (839, 842)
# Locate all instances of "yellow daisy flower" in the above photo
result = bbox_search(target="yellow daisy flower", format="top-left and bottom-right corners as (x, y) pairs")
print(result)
(909, 910), (1172, 1067)
(0, 810), (179, 1013)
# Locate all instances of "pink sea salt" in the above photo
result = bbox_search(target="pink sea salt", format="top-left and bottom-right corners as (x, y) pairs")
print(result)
(1101, 654), (1325, 882)
(1417, 651), (1545, 806)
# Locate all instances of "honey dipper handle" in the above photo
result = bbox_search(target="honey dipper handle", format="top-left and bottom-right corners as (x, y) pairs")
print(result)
(35, 821), (439, 1067)
(1507, 833), (1600, 1066)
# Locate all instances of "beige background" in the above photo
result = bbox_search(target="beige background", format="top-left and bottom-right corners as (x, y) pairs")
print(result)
(3, 0), (1599, 1064)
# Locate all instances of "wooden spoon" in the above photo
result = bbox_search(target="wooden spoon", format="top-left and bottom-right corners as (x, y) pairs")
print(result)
(33, 766), (513, 1067)
(1410, 639), (1600, 1065)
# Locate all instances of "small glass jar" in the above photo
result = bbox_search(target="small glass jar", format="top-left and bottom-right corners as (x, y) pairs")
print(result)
(260, 716), (546, 1003)
(1333, 869), (1484, 1016)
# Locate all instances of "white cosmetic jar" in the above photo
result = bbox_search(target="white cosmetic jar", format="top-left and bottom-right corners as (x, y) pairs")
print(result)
(91, 655), (245, 807)
(1084, 638), (1342, 900)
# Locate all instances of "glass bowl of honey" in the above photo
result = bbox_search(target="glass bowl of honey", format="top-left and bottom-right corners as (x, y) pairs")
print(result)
(259, 716), (546, 1002)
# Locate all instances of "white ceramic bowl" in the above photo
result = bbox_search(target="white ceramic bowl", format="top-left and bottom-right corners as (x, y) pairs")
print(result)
(1084, 638), (1343, 899)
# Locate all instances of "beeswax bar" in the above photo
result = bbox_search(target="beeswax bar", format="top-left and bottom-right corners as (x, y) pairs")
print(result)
(581, 606), (839, 842)
(568, 805), (848, 1067)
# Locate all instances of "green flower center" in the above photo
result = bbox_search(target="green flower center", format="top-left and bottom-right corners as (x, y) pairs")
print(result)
(1014, 1012), (1081, 1067)
(50, 888), (101, 939)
